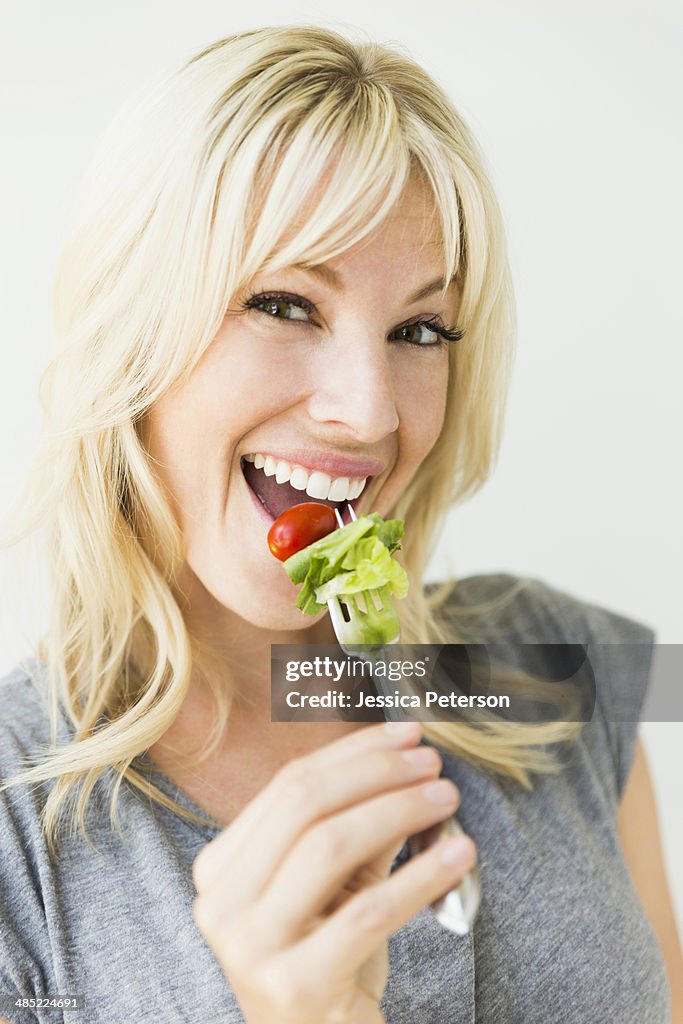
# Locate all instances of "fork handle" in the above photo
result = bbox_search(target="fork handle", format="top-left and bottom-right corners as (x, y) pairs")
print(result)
(408, 816), (482, 935)
(351, 647), (482, 935)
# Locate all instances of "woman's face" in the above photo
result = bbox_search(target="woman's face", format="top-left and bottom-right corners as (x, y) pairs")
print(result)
(143, 176), (459, 632)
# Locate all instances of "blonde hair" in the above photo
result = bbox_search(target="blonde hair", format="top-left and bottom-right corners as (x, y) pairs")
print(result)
(0, 25), (581, 858)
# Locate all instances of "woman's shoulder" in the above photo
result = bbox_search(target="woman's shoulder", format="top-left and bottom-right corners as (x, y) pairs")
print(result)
(429, 571), (656, 647)
(0, 657), (63, 794)
(1, 654), (45, 715)
(0, 661), (65, 1006)
(432, 571), (657, 800)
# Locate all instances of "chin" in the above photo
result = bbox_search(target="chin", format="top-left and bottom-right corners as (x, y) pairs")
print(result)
(189, 565), (329, 634)
(232, 592), (328, 632)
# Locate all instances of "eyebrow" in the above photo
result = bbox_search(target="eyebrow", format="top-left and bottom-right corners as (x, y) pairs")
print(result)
(293, 262), (457, 304)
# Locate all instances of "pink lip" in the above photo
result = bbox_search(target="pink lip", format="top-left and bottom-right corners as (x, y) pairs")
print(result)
(242, 450), (386, 478)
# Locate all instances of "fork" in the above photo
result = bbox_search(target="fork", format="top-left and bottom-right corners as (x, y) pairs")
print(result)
(325, 505), (481, 936)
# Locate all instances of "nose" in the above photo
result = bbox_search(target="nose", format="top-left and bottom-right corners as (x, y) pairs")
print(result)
(306, 336), (400, 442)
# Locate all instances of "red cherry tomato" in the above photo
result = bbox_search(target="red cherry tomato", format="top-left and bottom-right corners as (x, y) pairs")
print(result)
(267, 502), (338, 561)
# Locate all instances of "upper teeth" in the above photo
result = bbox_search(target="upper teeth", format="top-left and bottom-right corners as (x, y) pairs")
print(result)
(243, 453), (367, 502)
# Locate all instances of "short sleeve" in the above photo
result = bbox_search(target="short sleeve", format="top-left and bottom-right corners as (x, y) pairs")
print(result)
(497, 577), (657, 804)
(581, 599), (657, 802)
(0, 672), (61, 1024)
(0, 791), (60, 1024)
(443, 575), (658, 806)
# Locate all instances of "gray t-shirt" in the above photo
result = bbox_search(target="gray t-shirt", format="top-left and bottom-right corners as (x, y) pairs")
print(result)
(0, 574), (671, 1023)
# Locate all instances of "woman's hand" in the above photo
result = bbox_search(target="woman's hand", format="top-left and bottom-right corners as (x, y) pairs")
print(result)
(191, 720), (477, 1024)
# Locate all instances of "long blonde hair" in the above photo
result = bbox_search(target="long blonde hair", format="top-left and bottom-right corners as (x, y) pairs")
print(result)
(0, 25), (581, 857)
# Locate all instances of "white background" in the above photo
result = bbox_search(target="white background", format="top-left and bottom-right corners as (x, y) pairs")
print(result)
(1, 0), (681, 934)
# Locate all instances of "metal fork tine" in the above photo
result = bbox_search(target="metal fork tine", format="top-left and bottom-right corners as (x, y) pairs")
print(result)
(326, 595), (347, 635)
(334, 504), (358, 529)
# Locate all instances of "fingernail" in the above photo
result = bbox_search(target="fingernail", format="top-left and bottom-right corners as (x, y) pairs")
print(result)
(401, 746), (438, 769)
(384, 720), (420, 735)
(438, 837), (474, 866)
(423, 779), (458, 804)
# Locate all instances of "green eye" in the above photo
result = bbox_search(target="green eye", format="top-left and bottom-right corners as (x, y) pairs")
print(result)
(261, 298), (309, 320)
(390, 319), (465, 347)
(391, 322), (441, 346)
(242, 292), (314, 322)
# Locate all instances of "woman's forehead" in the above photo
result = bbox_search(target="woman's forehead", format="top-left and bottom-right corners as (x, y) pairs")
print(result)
(253, 193), (450, 281)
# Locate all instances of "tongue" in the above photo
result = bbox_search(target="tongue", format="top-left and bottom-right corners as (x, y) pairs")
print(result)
(242, 461), (344, 519)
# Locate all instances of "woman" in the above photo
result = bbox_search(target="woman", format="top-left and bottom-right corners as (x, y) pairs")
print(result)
(0, 25), (680, 1024)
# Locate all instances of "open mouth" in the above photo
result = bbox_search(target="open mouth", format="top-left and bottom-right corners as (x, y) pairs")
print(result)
(241, 457), (371, 521)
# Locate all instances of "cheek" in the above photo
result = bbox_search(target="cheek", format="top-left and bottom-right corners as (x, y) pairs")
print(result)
(146, 336), (297, 470)
(189, 331), (308, 439)
(395, 353), (449, 457)
(140, 376), (247, 535)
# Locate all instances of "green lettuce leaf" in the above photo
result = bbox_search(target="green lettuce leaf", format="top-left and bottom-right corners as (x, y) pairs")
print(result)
(314, 537), (408, 603)
(282, 513), (407, 616)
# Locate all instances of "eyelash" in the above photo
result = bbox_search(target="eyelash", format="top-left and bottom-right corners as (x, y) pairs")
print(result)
(239, 290), (465, 348)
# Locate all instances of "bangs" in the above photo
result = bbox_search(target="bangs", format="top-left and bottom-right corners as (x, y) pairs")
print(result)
(232, 82), (464, 290)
